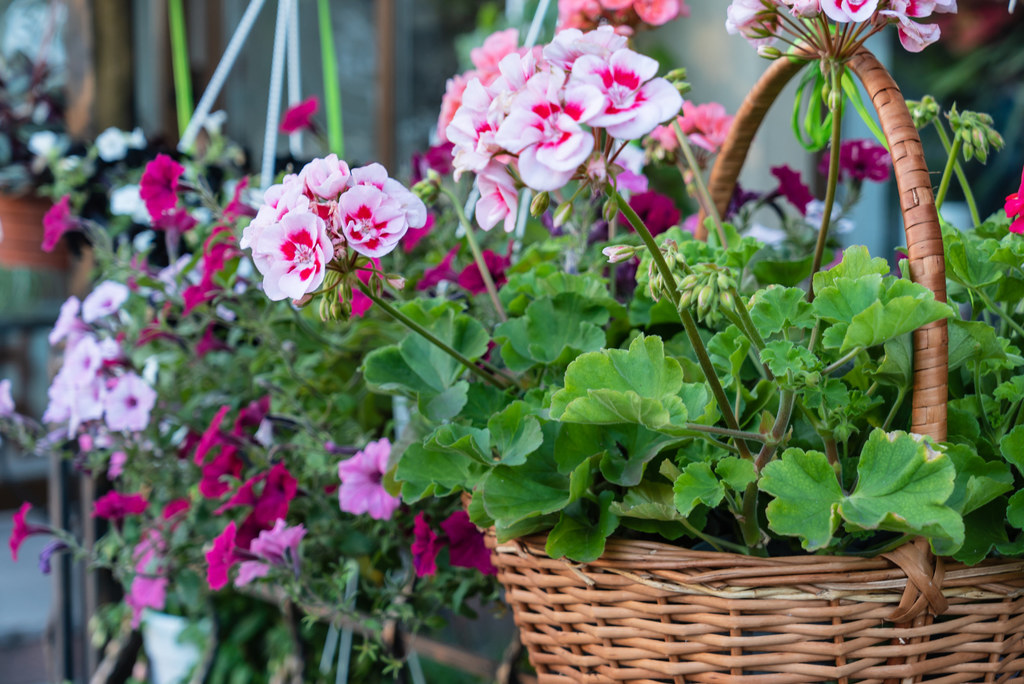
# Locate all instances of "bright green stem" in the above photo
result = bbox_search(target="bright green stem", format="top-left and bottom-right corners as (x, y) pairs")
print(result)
(168, 0), (193, 138)
(727, 289), (775, 381)
(317, 0), (344, 156)
(616, 190), (753, 462)
(882, 388), (906, 431)
(356, 283), (507, 389)
(934, 135), (961, 212)
(933, 121), (979, 225)
(975, 288), (1024, 340)
(442, 188), (508, 322)
(671, 120), (728, 248)
(809, 65), (844, 299)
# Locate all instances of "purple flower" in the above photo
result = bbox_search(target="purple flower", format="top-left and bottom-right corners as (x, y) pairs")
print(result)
(0, 379), (14, 417)
(819, 139), (891, 183)
(38, 539), (68, 574)
(49, 296), (85, 346)
(337, 438), (401, 520)
(770, 165), (814, 215)
(440, 510), (496, 575)
(82, 281), (130, 323)
(411, 513), (442, 577)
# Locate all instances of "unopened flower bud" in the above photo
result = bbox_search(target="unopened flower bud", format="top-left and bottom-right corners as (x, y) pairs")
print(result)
(602, 244), (636, 264)
(553, 201), (573, 228)
(718, 289), (735, 312)
(530, 191), (550, 217)
(907, 95), (940, 130)
(757, 45), (782, 60)
(411, 173), (441, 205)
(602, 197), (619, 224)
(386, 274), (406, 290)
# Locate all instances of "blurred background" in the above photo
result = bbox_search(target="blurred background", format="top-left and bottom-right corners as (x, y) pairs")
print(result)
(1, 1), (1022, 682)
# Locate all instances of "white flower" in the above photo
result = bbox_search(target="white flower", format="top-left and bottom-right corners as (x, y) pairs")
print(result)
(806, 200), (854, 235)
(126, 127), (147, 149)
(110, 185), (151, 224)
(95, 127), (129, 162)
(27, 130), (65, 158)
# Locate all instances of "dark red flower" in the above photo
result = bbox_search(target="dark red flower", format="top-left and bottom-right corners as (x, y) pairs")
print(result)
(280, 96), (319, 134)
(456, 241), (512, 295)
(771, 165), (814, 215)
(440, 510), (496, 575)
(233, 396), (270, 437)
(139, 154), (185, 222)
(42, 195), (77, 252)
(621, 191), (680, 236)
(819, 139), (891, 183)
(417, 245), (461, 291)
(216, 462), (297, 548)
(411, 512), (442, 577)
(92, 491), (149, 520)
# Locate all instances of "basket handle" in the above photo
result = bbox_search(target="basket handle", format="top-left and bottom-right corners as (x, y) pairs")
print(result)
(698, 48), (948, 441)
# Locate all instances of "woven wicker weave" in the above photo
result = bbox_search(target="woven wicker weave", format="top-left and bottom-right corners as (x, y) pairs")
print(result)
(485, 49), (1024, 683)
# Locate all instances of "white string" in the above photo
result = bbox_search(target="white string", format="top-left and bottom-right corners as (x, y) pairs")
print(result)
(286, 0), (303, 158)
(178, 0), (268, 152)
(261, 0), (293, 190)
(524, 0), (553, 48)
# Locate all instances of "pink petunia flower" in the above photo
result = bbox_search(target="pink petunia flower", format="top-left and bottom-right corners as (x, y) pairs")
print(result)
(819, 139), (891, 183)
(125, 574), (167, 628)
(235, 519), (306, 587)
(107, 451), (127, 480)
(417, 245), (461, 291)
(280, 96), (319, 134)
(9, 502), (48, 562)
(1005, 166), (1024, 235)
(199, 448), (243, 499)
(205, 521), (238, 590)
(162, 498), (191, 521)
(139, 154), (185, 221)
(411, 512), (442, 577)
(82, 281), (130, 323)
(457, 242), (512, 295)
(49, 296), (85, 346)
(103, 373), (157, 432)
(0, 378), (14, 417)
(92, 491), (149, 519)
(337, 438), (401, 521)
(41, 195), (77, 252)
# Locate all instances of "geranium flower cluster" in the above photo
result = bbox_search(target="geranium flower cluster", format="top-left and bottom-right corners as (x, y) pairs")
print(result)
(241, 156), (427, 301)
(43, 285), (157, 437)
(647, 100), (735, 165)
(726, 0), (957, 53)
(557, 0), (690, 33)
(446, 27), (683, 232)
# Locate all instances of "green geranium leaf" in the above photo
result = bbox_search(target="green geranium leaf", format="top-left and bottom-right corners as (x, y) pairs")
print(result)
(611, 481), (682, 522)
(872, 336), (912, 388)
(462, 383), (514, 425)
(751, 253), (828, 288)
(841, 430), (962, 548)
(934, 500), (1010, 565)
(493, 514), (558, 543)
(841, 297), (952, 352)
(994, 376), (1024, 404)
(709, 325), (750, 387)
(760, 340), (822, 380)
(363, 346), (437, 396)
(813, 275), (884, 323)
(944, 227), (1002, 289)
(716, 457), (757, 492)
(568, 455), (596, 503)
(552, 422), (608, 473)
(999, 425), (1024, 476)
(672, 462), (725, 517)
(550, 335), (689, 433)
(813, 245), (890, 292)
(481, 449), (571, 526)
(598, 424), (681, 486)
(1009, 490), (1024, 530)
(421, 381), (468, 422)
(545, 491), (620, 562)
(396, 442), (488, 502)
(749, 286), (815, 337)
(494, 292), (609, 372)
(949, 319), (1008, 373)
(427, 424), (491, 465)
(760, 448), (842, 551)
(944, 444), (1013, 516)
(488, 401), (544, 466)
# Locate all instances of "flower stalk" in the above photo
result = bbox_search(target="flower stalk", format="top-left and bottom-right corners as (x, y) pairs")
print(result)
(809, 61), (844, 298)
(441, 187), (508, 322)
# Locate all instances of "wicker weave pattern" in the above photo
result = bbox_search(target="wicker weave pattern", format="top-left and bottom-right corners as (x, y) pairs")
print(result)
(491, 535), (1024, 683)
(697, 49), (948, 441)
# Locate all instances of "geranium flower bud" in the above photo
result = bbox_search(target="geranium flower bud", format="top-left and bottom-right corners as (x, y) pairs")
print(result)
(602, 197), (619, 224)
(530, 191), (551, 217)
(602, 244), (636, 263)
(553, 201), (574, 228)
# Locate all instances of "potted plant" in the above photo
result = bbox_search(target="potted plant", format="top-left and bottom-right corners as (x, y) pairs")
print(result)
(234, 3), (1024, 681)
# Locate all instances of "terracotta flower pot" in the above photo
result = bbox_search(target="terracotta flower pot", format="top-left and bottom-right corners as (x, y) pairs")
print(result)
(0, 193), (69, 271)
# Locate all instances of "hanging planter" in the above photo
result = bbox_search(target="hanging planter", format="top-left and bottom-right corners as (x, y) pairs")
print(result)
(0, 193), (68, 271)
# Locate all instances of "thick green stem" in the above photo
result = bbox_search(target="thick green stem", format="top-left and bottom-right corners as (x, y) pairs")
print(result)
(934, 135), (961, 212)
(933, 121), (980, 226)
(442, 188), (508, 322)
(357, 283), (507, 389)
(671, 121), (728, 248)
(809, 63), (844, 300)
(739, 482), (763, 551)
(168, 0), (193, 138)
(755, 388), (795, 471)
(616, 190), (753, 462)
(317, 0), (345, 156)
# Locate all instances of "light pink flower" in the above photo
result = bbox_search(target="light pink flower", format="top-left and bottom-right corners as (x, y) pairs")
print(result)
(206, 521), (237, 590)
(350, 163), (428, 234)
(301, 153), (351, 199)
(108, 451), (127, 480)
(0, 379), (14, 417)
(251, 209), (333, 301)
(337, 184), (408, 258)
(82, 281), (129, 323)
(49, 296), (84, 345)
(634, 0), (688, 25)
(678, 101), (734, 154)
(240, 175), (310, 270)
(436, 72), (476, 144)
(571, 49), (683, 140)
(726, 0), (778, 46)
(126, 575), (167, 628)
(447, 78), (503, 179)
(475, 163), (520, 232)
(543, 26), (629, 72)
(881, 10), (941, 51)
(235, 519), (306, 587)
(103, 373), (157, 432)
(821, 0), (878, 22)
(338, 438), (401, 521)
(470, 28), (520, 81)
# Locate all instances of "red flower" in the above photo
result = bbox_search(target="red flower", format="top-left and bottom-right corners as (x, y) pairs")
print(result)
(280, 96), (319, 134)
(140, 154), (185, 222)
(621, 191), (681, 236)
(9, 502), (47, 562)
(162, 498), (191, 520)
(819, 139), (891, 184)
(215, 462), (297, 548)
(42, 195), (77, 252)
(92, 491), (149, 520)
(771, 165), (814, 215)
(223, 177), (256, 222)
(411, 513), (442, 577)
(205, 521), (238, 590)
(1005, 166), (1024, 235)
(441, 510), (496, 575)
(457, 242), (512, 295)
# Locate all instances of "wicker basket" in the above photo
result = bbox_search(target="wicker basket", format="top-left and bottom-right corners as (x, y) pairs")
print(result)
(485, 48), (1024, 682)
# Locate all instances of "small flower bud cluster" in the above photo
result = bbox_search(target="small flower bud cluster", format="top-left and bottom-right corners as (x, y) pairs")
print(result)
(907, 95), (941, 130)
(947, 106), (1005, 164)
(677, 263), (738, 324)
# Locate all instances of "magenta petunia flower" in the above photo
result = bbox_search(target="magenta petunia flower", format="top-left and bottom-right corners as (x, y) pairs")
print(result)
(92, 491), (149, 520)
(223, 177), (256, 222)
(235, 519), (306, 588)
(337, 438), (401, 520)
(205, 521), (238, 590)
(162, 497), (191, 520)
(280, 96), (319, 134)
(217, 462), (298, 549)
(440, 510), (497, 575)
(1004, 167), (1024, 235)
(10, 502), (48, 562)
(417, 246), (461, 291)
(139, 154), (185, 221)
(771, 165), (815, 215)
(42, 195), (77, 252)
(457, 243), (512, 295)
(411, 513), (442, 577)
(125, 574), (167, 628)
(819, 139), (891, 183)
(622, 191), (681, 236)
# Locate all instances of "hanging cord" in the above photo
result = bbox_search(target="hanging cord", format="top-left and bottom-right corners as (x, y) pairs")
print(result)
(286, 0), (303, 158)
(261, 0), (294, 190)
(178, 0), (268, 152)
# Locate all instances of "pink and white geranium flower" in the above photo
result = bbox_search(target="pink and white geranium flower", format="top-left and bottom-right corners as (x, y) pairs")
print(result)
(821, 0), (878, 22)
(475, 162), (520, 233)
(250, 209), (332, 301)
(301, 154), (352, 200)
(337, 184), (409, 258)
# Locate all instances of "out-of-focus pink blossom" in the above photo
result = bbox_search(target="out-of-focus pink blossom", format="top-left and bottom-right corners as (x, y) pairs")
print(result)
(1005, 166), (1024, 235)
(205, 521), (237, 590)
(107, 451), (127, 480)
(9, 502), (48, 562)
(338, 438), (400, 520)
(412, 512), (442, 577)
(103, 373), (157, 432)
(0, 379), (14, 417)
(49, 296), (85, 346)
(457, 242), (512, 295)
(418, 246), (461, 291)
(621, 191), (680, 235)
(92, 491), (149, 519)
(441, 510), (497, 575)
(139, 154), (185, 221)
(280, 96), (319, 134)
(819, 139), (891, 183)
(42, 195), (77, 252)
(771, 165), (815, 214)
(82, 281), (130, 323)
